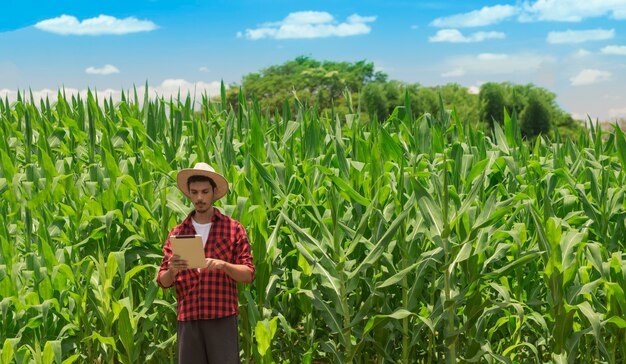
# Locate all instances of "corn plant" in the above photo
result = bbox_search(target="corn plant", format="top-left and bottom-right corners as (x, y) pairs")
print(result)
(0, 86), (625, 363)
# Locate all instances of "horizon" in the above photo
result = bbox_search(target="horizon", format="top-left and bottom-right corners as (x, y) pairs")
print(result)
(2, 0), (626, 121)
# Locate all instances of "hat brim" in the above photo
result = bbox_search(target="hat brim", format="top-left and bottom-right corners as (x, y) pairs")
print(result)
(176, 169), (229, 200)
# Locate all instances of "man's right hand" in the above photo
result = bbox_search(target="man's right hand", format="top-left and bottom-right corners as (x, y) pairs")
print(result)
(159, 254), (189, 288)
(169, 254), (188, 275)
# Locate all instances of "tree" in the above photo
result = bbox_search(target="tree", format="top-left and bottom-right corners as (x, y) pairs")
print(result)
(435, 83), (479, 123)
(233, 56), (387, 114)
(520, 90), (551, 138)
(479, 83), (506, 129)
(383, 80), (403, 114)
(555, 114), (584, 140)
(361, 83), (388, 121)
(411, 87), (439, 117)
(221, 57), (582, 139)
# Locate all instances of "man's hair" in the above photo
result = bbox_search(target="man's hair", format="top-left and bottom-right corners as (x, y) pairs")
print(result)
(187, 175), (217, 191)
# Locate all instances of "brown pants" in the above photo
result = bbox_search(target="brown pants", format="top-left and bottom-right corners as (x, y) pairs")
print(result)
(177, 316), (240, 364)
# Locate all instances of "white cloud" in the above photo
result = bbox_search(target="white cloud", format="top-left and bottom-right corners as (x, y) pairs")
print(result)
(468, 85), (481, 95)
(446, 52), (555, 75)
(520, 0), (626, 22)
(441, 68), (466, 77)
(617, 8), (626, 18)
(572, 49), (592, 58)
(429, 29), (505, 43)
(430, 5), (517, 27)
(85, 64), (120, 75)
(199, 67), (210, 73)
(477, 53), (509, 61)
(284, 11), (334, 25)
(570, 69), (612, 85)
(240, 11), (375, 40)
(602, 45), (626, 55)
(546, 28), (614, 44)
(347, 14), (377, 23)
(609, 107), (626, 118)
(153, 79), (222, 99)
(34, 14), (157, 35)
(435, 1), (626, 26)
(0, 80), (223, 107)
(0, 87), (122, 104)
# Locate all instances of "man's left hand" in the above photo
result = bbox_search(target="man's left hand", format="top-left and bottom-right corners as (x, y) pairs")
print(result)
(204, 258), (226, 271)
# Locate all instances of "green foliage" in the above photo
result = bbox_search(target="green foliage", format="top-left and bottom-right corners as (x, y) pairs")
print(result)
(555, 114), (585, 141)
(520, 89), (552, 138)
(226, 57), (582, 139)
(230, 56), (385, 114)
(479, 82), (506, 129)
(1, 88), (625, 364)
(478, 82), (577, 139)
(361, 82), (388, 121)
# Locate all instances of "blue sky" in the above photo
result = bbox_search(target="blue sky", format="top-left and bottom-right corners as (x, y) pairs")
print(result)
(1, 0), (626, 121)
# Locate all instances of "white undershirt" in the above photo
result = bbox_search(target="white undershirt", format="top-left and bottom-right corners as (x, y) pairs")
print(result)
(192, 219), (212, 248)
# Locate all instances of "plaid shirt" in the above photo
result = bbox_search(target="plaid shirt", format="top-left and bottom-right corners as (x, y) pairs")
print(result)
(157, 208), (255, 321)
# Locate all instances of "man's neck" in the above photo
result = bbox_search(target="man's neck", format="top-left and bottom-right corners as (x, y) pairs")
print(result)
(193, 206), (214, 224)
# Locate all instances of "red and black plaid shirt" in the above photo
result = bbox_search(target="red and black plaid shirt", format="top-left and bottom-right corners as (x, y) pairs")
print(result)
(157, 208), (255, 321)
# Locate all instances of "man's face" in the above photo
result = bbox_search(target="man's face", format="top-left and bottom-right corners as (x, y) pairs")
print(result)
(188, 181), (215, 213)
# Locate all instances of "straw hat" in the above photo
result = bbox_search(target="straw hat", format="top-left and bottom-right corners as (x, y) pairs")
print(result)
(176, 163), (229, 200)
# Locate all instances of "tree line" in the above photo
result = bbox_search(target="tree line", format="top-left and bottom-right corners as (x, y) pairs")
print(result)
(224, 56), (584, 139)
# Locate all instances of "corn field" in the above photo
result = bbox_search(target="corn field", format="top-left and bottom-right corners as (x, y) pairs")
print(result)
(1, 86), (626, 364)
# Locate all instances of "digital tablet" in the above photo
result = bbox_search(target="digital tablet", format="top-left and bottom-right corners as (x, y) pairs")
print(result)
(170, 235), (206, 269)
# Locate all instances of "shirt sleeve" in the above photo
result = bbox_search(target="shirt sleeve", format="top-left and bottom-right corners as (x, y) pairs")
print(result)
(233, 225), (255, 281)
(156, 230), (174, 288)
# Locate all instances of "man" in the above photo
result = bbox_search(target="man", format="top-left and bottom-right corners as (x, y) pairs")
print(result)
(157, 162), (254, 363)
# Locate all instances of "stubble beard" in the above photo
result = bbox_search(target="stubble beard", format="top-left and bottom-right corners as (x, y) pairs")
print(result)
(195, 203), (211, 214)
